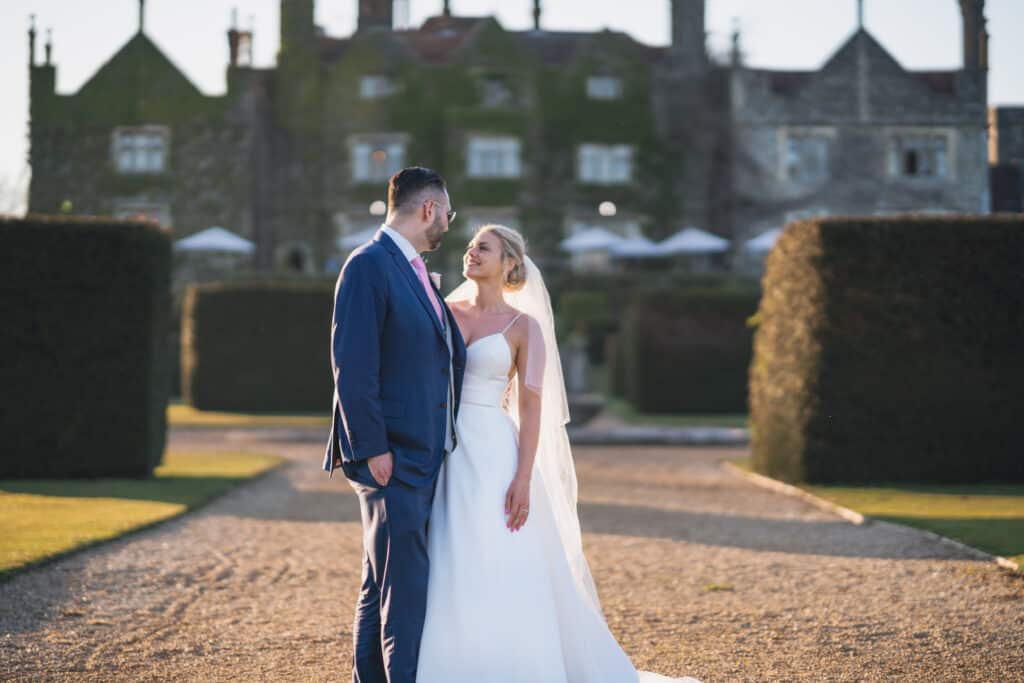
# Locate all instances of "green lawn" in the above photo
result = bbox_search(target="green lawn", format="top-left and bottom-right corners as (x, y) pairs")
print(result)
(731, 459), (1023, 569)
(0, 451), (283, 578)
(168, 399), (331, 428)
(604, 398), (749, 429)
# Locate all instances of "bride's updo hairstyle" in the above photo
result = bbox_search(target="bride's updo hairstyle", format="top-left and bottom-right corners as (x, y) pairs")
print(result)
(477, 224), (527, 292)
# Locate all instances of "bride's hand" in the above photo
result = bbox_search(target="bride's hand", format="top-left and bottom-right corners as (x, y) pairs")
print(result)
(504, 475), (531, 532)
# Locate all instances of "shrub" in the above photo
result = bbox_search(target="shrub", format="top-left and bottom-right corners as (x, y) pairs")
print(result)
(181, 281), (334, 412)
(614, 286), (760, 413)
(0, 215), (171, 477)
(750, 214), (1024, 483)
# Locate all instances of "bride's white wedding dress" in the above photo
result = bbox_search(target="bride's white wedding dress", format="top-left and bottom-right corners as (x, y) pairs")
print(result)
(416, 322), (699, 683)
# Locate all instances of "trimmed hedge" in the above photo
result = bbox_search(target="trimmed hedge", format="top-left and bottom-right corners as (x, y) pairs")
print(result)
(0, 215), (172, 478)
(181, 281), (334, 412)
(750, 215), (1024, 484)
(612, 286), (760, 413)
(553, 272), (760, 371)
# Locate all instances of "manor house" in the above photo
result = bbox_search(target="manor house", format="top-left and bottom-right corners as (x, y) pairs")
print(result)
(27, 0), (991, 273)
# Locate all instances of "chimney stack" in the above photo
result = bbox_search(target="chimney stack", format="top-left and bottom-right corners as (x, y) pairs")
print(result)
(28, 15), (36, 67)
(670, 0), (707, 68)
(959, 0), (988, 70)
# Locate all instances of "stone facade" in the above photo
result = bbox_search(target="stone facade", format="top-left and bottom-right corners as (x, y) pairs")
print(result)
(27, 0), (991, 275)
(729, 5), (991, 268)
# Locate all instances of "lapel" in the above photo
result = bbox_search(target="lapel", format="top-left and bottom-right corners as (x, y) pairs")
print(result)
(376, 230), (446, 342)
(435, 283), (466, 365)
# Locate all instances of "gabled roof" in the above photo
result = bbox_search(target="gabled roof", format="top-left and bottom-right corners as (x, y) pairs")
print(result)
(520, 29), (665, 66)
(820, 28), (904, 75)
(765, 29), (958, 98)
(380, 14), (664, 66)
(518, 30), (586, 65)
(397, 15), (491, 64)
(76, 32), (202, 98)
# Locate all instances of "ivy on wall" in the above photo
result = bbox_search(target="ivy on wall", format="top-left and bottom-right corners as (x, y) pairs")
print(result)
(30, 15), (687, 273)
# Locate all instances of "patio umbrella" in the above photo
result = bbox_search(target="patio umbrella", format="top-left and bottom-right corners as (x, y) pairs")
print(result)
(609, 235), (665, 258)
(659, 227), (731, 254)
(174, 227), (255, 254)
(744, 227), (783, 252)
(559, 227), (623, 253)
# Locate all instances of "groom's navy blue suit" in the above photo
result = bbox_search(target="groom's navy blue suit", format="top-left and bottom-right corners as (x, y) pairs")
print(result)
(324, 228), (466, 683)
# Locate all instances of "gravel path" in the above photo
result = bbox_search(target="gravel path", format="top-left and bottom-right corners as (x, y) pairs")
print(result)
(1, 430), (1021, 682)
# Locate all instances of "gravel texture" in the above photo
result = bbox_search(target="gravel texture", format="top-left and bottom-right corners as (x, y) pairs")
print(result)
(1, 430), (1021, 682)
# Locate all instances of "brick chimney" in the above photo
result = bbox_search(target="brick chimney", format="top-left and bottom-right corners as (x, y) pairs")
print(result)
(670, 0), (707, 68)
(959, 0), (988, 70)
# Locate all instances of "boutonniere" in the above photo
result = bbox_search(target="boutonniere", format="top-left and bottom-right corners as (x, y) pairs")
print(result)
(429, 271), (442, 289)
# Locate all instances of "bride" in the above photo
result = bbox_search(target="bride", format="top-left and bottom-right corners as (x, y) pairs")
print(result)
(416, 224), (700, 683)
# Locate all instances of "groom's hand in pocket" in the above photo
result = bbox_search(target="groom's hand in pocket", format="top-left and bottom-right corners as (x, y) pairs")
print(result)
(368, 451), (393, 486)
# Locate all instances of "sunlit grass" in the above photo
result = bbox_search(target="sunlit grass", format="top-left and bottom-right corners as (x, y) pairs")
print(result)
(0, 451), (283, 578)
(731, 457), (1023, 569)
(168, 399), (330, 428)
(605, 398), (749, 429)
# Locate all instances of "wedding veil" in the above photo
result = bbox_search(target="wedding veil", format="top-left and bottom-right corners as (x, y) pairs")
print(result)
(445, 255), (605, 620)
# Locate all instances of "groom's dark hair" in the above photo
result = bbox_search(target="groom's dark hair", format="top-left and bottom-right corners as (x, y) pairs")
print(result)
(388, 167), (447, 214)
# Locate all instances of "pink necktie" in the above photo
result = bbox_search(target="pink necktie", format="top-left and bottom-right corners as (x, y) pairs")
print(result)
(411, 256), (443, 323)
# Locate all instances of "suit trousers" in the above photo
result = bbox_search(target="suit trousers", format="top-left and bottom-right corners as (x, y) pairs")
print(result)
(350, 475), (437, 683)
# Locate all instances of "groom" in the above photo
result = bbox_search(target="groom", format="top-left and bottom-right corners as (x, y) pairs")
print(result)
(324, 167), (467, 682)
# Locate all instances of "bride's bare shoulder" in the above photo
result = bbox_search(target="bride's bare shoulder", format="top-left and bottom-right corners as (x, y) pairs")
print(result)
(507, 310), (538, 343)
(448, 299), (472, 318)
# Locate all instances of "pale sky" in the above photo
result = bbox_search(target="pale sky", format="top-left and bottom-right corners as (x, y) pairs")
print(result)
(2, 0), (1022, 212)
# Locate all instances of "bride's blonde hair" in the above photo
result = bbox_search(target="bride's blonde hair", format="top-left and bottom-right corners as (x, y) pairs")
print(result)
(475, 224), (527, 292)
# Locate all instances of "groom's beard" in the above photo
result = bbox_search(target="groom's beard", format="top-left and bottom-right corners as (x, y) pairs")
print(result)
(425, 216), (445, 251)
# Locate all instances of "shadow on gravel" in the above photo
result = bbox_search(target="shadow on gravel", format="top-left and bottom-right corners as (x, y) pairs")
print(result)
(212, 466), (364, 524)
(578, 501), (978, 561)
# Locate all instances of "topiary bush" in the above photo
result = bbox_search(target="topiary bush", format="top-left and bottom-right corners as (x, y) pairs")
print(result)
(614, 286), (760, 413)
(181, 280), (334, 412)
(0, 215), (172, 478)
(750, 214), (1024, 483)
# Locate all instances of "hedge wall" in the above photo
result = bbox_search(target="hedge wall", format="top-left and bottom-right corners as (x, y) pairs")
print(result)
(552, 272), (759, 368)
(0, 215), (171, 478)
(750, 215), (1024, 484)
(612, 286), (761, 413)
(181, 281), (334, 412)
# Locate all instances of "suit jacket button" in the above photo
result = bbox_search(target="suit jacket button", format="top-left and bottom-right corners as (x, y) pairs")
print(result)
(439, 401), (447, 409)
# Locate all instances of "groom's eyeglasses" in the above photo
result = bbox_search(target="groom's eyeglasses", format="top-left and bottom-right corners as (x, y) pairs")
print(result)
(427, 200), (456, 224)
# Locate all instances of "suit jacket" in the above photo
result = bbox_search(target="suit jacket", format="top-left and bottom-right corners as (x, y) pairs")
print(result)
(323, 229), (467, 488)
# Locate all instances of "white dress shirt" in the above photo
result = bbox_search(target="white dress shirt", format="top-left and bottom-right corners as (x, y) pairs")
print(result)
(381, 224), (419, 263)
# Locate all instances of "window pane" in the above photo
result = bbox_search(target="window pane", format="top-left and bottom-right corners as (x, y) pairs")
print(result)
(113, 129), (167, 174)
(587, 77), (622, 100)
(467, 137), (521, 178)
(786, 136), (829, 183)
(577, 144), (632, 184)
